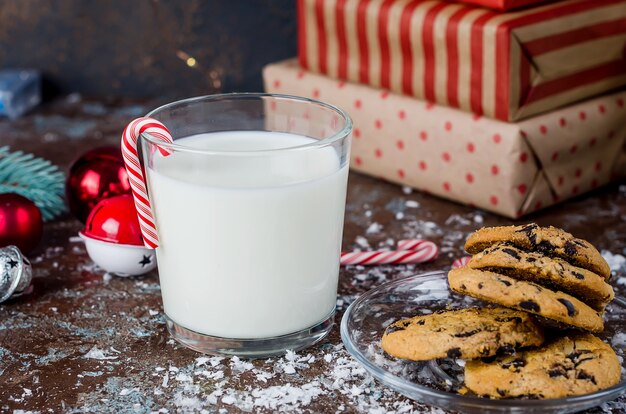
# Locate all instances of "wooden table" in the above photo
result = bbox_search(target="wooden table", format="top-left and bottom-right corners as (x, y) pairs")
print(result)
(2, 97), (625, 413)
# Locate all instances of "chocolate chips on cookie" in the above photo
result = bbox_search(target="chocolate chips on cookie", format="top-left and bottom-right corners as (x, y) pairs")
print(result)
(381, 223), (620, 401)
(381, 307), (544, 361)
(464, 333), (620, 399)
(453, 223), (612, 333)
(465, 223), (611, 279)
(446, 224), (620, 399)
(448, 268), (605, 333)
(467, 244), (614, 311)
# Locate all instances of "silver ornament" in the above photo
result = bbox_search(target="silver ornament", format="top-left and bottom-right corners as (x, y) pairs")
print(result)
(0, 245), (32, 303)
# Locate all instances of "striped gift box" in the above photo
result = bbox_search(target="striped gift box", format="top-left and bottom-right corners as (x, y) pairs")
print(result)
(297, 0), (626, 121)
(451, 0), (554, 10)
(264, 60), (626, 217)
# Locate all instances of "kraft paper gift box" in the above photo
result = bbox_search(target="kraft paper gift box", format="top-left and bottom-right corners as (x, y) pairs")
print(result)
(264, 59), (626, 218)
(297, 0), (626, 121)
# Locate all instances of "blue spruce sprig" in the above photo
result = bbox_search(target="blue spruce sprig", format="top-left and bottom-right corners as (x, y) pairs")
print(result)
(0, 146), (66, 221)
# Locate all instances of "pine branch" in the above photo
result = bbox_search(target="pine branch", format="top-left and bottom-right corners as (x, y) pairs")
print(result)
(0, 146), (66, 221)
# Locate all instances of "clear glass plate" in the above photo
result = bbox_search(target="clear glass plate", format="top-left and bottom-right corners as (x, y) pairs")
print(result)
(340, 271), (626, 413)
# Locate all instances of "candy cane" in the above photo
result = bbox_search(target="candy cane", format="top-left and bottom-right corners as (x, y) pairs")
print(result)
(452, 256), (472, 269)
(397, 239), (435, 251)
(341, 239), (438, 266)
(121, 117), (174, 249)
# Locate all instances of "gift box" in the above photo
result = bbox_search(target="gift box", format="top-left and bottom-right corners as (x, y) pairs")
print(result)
(297, 0), (626, 121)
(264, 59), (626, 218)
(0, 70), (41, 119)
(451, 0), (553, 10)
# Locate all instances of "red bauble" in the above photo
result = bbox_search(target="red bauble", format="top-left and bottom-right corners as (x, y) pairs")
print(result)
(0, 193), (43, 253)
(80, 195), (156, 276)
(83, 194), (144, 245)
(66, 146), (131, 223)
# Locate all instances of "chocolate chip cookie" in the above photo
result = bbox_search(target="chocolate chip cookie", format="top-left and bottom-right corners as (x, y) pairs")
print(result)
(464, 333), (620, 399)
(448, 268), (604, 333)
(468, 244), (614, 311)
(381, 307), (544, 361)
(465, 224), (610, 280)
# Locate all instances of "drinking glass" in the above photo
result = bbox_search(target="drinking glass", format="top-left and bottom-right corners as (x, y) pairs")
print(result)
(139, 93), (352, 357)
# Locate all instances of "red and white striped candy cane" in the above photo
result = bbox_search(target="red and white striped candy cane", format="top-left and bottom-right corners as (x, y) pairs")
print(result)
(340, 240), (438, 266)
(121, 117), (174, 249)
(397, 239), (435, 251)
(452, 256), (472, 269)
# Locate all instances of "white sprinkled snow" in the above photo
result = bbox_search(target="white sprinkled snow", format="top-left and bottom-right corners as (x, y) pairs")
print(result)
(612, 332), (626, 348)
(355, 236), (370, 249)
(602, 251), (626, 274)
(445, 214), (471, 226)
(158, 345), (424, 413)
(221, 395), (236, 405)
(119, 388), (136, 396)
(402, 220), (443, 239)
(366, 222), (383, 235)
(83, 346), (118, 360)
(405, 200), (419, 208)
(231, 356), (254, 373)
(175, 373), (192, 382)
(195, 357), (209, 366)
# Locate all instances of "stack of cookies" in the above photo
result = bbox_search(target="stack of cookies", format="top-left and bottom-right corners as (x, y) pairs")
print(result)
(382, 223), (620, 399)
(450, 223), (613, 333)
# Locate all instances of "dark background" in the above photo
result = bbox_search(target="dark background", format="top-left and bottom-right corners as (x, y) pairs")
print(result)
(1, 0), (297, 99)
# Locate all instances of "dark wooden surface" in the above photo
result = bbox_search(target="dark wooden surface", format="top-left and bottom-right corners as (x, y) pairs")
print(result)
(1, 97), (625, 413)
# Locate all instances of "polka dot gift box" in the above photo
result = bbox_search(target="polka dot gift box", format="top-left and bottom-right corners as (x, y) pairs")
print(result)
(263, 59), (626, 218)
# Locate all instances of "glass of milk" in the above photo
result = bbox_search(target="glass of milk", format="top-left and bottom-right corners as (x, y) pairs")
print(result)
(140, 94), (352, 357)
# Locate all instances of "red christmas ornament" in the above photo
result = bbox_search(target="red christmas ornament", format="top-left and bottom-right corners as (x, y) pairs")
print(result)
(66, 146), (131, 223)
(80, 194), (156, 276)
(82, 194), (143, 245)
(0, 193), (43, 253)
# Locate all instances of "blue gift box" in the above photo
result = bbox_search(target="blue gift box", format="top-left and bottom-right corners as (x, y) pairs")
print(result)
(0, 70), (41, 119)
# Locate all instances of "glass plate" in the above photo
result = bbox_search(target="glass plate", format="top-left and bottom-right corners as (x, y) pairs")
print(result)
(340, 271), (626, 413)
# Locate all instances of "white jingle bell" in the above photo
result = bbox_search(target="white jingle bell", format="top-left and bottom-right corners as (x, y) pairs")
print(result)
(80, 194), (157, 277)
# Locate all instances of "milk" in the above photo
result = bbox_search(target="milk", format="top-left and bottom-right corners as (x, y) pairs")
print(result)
(146, 131), (348, 338)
